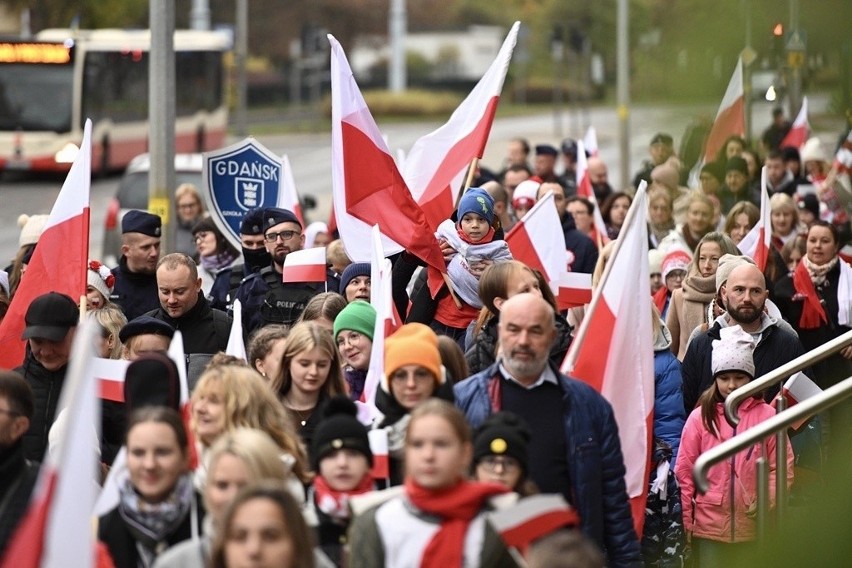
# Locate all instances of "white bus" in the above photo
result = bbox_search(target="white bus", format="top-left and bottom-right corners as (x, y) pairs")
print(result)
(0, 28), (230, 174)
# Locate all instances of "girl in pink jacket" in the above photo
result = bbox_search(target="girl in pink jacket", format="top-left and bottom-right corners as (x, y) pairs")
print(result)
(675, 325), (794, 565)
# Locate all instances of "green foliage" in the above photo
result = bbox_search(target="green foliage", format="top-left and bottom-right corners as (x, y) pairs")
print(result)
(320, 89), (462, 118)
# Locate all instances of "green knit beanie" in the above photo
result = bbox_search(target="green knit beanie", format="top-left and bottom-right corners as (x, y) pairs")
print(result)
(333, 300), (376, 341)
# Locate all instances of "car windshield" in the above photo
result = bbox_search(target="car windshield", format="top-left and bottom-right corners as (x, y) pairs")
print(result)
(117, 171), (204, 210)
(0, 64), (73, 131)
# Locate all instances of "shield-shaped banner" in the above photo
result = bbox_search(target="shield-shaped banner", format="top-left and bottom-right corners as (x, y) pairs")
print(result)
(202, 138), (282, 251)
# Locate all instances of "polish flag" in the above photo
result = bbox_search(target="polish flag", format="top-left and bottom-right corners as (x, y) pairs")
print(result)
(91, 357), (130, 403)
(782, 371), (823, 430)
(553, 272), (593, 310)
(168, 331), (197, 469)
(282, 247), (327, 284)
(1, 323), (100, 568)
(226, 299), (247, 360)
(780, 96), (809, 150)
(357, 225), (399, 424)
(368, 429), (390, 480)
(737, 166), (771, 271)
(561, 181), (655, 536)
(583, 126), (599, 157)
(832, 130), (852, 175)
(278, 154), (304, 226)
(330, 34), (449, 271)
(0, 120), (91, 369)
(488, 494), (580, 551)
(703, 58), (744, 162)
(402, 22), (520, 231)
(575, 139), (609, 246)
(504, 191), (570, 298)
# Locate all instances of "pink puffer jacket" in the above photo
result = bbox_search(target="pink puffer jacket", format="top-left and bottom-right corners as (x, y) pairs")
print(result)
(675, 397), (794, 543)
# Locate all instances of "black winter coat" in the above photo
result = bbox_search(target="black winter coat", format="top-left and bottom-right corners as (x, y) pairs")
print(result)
(0, 440), (40, 557)
(145, 293), (231, 356)
(562, 212), (599, 274)
(15, 352), (66, 462)
(465, 312), (573, 376)
(110, 256), (160, 321)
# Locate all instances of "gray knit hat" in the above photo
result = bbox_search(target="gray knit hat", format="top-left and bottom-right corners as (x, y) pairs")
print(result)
(711, 325), (755, 379)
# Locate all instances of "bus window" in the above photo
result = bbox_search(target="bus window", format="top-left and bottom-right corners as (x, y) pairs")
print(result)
(0, 65), (72, 132)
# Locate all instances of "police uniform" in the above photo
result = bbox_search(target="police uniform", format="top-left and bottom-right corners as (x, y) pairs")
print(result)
(110, 211), (162, 321)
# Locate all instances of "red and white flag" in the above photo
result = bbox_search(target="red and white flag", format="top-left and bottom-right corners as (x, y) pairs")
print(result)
(561, 181), (655, 536)
(0, 120), (91, 369)
(282, 247), (327, 284)
(330, 34), (448, 269)
(225, 299), (247, 360)
(168, 331), (197, 469)
(278, 154), (305, 226)
(368, 429), (390, 480)
(91, 357), (130, 403)
(402, 22), (520, 231)
(553, 272), (593, 310)
(782, 371), (823, 430)
(488, 494), (580, 552)
(1, 323), (100, 568)
(703, 58), (744, 162)
(575, 139), (609, 246)
(833, 130), (852, 175)
(357, 225), (399, 424)
(780, 96), (809, 150)
(583, 126), (599, 157)
(737, 166), (771, 271)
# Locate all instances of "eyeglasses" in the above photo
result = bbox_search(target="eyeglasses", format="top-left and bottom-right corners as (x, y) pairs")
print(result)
(194, 231), (211, 243)
(336, 331), (364, 348)
(178, 202), (199, 210)
(479, 455), (520, 473)
(264, 230), (300, 243)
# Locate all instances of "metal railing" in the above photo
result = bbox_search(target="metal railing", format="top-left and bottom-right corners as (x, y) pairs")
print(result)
(723, 328), (852, 520)
(693, 375), (852, 539)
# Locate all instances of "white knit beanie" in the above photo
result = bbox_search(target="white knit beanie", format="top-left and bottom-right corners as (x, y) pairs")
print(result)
(87, 260), (115, 300)
(711, 325), (756, 379)
(18, 214), (49, 248)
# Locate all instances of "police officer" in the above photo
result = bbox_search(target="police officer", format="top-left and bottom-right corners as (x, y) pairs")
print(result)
(110, 210), (162, 320)
(209, 207), (271, 311)
(235, 207), (339, 337)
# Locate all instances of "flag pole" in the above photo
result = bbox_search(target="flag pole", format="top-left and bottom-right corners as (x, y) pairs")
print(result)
(442, 273), (464, 309)
(454, 157), (480, 210)
(564, 181), (648, 372)
(79, 295), (87, 321)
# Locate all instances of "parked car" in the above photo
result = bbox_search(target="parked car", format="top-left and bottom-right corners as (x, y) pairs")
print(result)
(102, 153), (204, 266)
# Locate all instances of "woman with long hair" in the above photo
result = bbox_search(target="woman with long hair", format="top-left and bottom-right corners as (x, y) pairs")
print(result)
(601, 192), (633, 241)
(349, 399), (516, 567)
(192, 217), (239, 303)
(659, 191), (716, 254)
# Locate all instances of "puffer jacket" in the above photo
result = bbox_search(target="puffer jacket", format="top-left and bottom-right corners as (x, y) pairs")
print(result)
(675, 397), (794, 543)
(465, 312), (573, 376)
(454, 363), (642, 567)
(653, 322), (686, 466)
(15, 351), (66, 462)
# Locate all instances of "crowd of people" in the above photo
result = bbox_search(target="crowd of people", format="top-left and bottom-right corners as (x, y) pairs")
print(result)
(0, 111), (851, 567)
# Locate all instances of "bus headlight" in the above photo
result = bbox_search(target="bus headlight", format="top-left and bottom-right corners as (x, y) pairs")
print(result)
(55, 142), (79, 163)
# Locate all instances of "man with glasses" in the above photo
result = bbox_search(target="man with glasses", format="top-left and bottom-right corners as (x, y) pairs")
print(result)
(454, 293), (641, 564)
(235, 207), (339, 336)
(0, 371), (39, 557)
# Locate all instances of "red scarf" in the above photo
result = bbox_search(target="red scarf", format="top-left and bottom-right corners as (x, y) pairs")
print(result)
(313, 473), (374, 522)
(792, 260), (829, 329)
(405, 478), (508, 568)
(652, 286), (669, 314)
(456, 224), (495, 245)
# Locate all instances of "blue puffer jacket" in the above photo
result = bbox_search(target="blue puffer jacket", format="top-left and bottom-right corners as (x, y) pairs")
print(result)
(653, 322), (686, 466)
(454, 363), (642, 567)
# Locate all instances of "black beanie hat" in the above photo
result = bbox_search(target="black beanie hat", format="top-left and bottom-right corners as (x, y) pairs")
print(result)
(472, 412), (531, 474)
(310, 396), (373, 471)
(123, 352), (180, 414)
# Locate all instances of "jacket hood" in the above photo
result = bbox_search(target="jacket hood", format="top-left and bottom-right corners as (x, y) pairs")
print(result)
(654, 319), (673, 351)
(715, 310), (777, 335)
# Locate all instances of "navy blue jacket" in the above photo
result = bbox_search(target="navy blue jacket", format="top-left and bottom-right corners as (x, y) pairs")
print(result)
(562, 213), (598, 274)
(109, 256), (159, 321)
(454, 363), (642, 567)
(653, 346), (686, 466)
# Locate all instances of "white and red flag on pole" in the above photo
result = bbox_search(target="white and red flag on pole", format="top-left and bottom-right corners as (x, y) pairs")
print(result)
(282, 247), (328, 284)
(330, 34), (445, 268)
(225, 299), (247, 360)
(402, 22), (520, 231)
(780, 96), (809, 150)
(782, 371), (823, 430)
(91, 357), (130, 403)
(278, 154), (305, 226)
(552, 272), (593, 310)
(583, 126), (599, 157)
(702, 58), (745, 162)
(1, 323), (100, 568)
(561, 181), (655, 536)
(834, 130), (852, 175)
(0, 120), (91, 369)
(737, 166), (771, 271)
(488, 494), (580, 553)
(575, 139), (609, 246)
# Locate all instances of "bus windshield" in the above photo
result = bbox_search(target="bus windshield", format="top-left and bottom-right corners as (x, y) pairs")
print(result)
(0, 64), (73, 132)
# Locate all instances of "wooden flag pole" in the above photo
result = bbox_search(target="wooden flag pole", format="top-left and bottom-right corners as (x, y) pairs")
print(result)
(79, 295), (88, 321)
(442, 273), (464, 309)
(454, 157), (480, 210)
